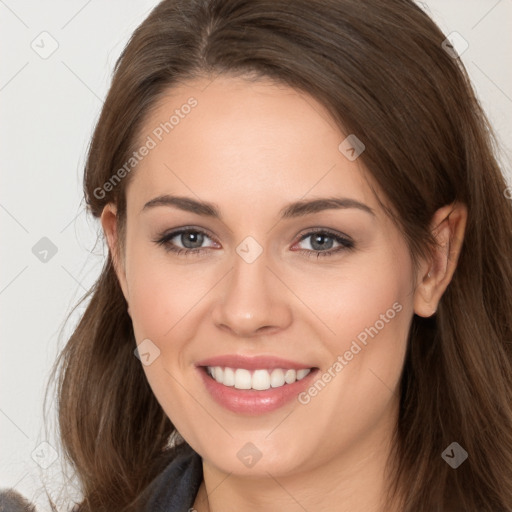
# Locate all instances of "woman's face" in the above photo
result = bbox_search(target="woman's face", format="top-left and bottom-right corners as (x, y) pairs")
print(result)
(103, 74), (419, 477)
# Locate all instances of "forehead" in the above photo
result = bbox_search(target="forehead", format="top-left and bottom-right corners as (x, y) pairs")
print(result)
(126, 74), (379, 216)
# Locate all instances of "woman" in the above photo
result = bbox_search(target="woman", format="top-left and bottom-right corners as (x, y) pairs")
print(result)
(8, 0), (512, 510)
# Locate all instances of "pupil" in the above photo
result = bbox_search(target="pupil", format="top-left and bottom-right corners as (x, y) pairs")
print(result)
(182, 232), (203, 249)
(311, 234), (333, 251)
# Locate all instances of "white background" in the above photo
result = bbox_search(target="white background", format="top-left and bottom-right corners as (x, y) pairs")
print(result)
(1, 1), (511, 510)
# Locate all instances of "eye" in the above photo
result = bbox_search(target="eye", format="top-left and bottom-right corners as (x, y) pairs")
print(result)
(153, 227), (219, 256)
(293, 229), (355, 258)
(153, 227), (355, 259)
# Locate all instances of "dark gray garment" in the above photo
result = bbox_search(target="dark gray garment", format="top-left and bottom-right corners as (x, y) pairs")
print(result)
(0, 443), (203, 512)
(136, 442), (203, 512)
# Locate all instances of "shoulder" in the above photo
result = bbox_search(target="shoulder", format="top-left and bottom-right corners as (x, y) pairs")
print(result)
(135, 442), (203, 512)
(0, 488), (37, 511)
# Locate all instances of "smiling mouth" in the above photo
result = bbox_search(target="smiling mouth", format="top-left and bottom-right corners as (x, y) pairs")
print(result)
(202, 366), (316, 391)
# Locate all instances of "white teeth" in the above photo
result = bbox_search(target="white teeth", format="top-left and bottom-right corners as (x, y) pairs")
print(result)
(214, 366), (223, 382)
(252, 369), (271, 390)
(296, 369), (310, 380)
(270, 368), (285, 388)
(206, 366), (312, 390)
(223, 367), (235, 386)
(284, 369), (296, 384)
(234, 369), (252, 389)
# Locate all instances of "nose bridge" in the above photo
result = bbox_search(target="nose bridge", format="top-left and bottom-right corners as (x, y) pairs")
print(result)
(212, 240), (292, 336)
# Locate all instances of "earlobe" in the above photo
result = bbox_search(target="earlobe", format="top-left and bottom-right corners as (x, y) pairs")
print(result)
(100, 203), (130, 304)
(413, 201), (468, 318)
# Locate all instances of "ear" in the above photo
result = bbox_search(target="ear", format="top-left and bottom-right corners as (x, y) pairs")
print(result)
(100, 203), (130, 308)
(413, 201), (468, 318)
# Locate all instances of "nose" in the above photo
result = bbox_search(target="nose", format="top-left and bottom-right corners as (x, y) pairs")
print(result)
(211, 251), (293, 338)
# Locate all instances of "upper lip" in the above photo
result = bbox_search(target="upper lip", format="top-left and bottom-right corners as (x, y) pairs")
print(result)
(196, 354), (316, 371)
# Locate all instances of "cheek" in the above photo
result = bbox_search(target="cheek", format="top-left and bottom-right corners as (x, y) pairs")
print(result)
(125, 245), (215, 359)
(120, 227), (229, 440)
(338, 269), (409, 347)
(290, 270), (412, 458)
(291, 241), (413, 351)
(339, 256), (412, 393)
(301, 243), (413, 397)
(125, 249), (209, 426)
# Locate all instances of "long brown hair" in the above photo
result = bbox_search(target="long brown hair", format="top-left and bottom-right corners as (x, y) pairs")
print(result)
(44, 0), (512, 510)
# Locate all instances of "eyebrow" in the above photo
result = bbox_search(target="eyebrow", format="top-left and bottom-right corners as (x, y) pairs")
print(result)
(141, 194), (375, 218)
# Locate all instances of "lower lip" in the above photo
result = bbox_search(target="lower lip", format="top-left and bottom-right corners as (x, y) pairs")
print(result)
(197, 367), (318, 415)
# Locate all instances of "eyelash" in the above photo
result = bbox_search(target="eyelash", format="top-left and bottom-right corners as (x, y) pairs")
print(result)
(154, 227), (355, 259)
